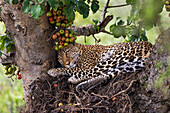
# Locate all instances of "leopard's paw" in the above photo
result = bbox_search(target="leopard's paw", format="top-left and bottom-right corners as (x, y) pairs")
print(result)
(47, 68), (62, 77)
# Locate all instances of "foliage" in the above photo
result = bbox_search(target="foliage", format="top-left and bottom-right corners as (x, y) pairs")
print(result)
(0, 65), (25, 113)
(21, 0), (99, 20)
(3, 0), (166, 42)
(0, 22), (15, 56)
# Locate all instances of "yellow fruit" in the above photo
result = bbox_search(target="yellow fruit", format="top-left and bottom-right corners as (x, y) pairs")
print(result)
(58, 102), (63, 107)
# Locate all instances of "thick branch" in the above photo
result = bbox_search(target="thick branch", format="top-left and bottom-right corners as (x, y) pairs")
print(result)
(70, 15), (113, 36)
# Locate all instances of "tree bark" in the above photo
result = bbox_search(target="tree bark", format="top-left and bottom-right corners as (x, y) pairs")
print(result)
(0, 1), (170, 113)
(0, 2), (55, 112)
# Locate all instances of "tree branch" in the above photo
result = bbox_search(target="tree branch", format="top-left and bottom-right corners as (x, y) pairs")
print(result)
(70, 15), (113, 36)
(100, 0), (110, 22)
(107, 4), (130, 8)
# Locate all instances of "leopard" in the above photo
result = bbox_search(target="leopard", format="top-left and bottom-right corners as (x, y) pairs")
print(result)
(48, 41), (153, 91)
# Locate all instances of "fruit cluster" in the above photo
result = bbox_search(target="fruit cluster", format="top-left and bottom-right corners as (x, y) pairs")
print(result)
(46, 7), (73, 28)
(52, 28), (76, 51)
(4, 65), (16, 75)
(164, 0), (170, 11)
(3, 65), (21, 80)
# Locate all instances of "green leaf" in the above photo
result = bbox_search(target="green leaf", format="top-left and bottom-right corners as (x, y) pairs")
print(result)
(64, 2), (75, 21)
(6, 44), (14, 54)
(92, 19), (99, 25)
(6, 0), (12, 4)
(94, 25), (99, 32)
(126, 0), (136, 4)
(141, 34), (148, 41)
(64, 0), (70, 5)
(0, 40), (5, 51)
(48, 0), (60, 11)
(22, 0), (31, 14)
(0, 8), (1, 14)
(77, 1), (90, 18)
(110, 26), (126, 38)
(12, 0), (18, 4)
(91, 0), (99, 14)
(31, 5), (44, 19)
(127, 16), (132, 25)
(117, 20), (124, 26)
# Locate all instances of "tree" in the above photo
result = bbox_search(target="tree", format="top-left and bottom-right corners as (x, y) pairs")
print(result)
(0, 0), (169, 112)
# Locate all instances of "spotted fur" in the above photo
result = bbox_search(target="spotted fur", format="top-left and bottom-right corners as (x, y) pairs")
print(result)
(48, 41), (152, 90)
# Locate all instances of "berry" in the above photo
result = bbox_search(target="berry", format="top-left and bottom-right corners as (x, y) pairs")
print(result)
(60, 109), (64, 112)
(54, 16), (57, 20)
(65, 30), (69, 33)
(66, 23), (70, 28)
(4, 70), (9, 75)
(59, 37), (62, 40)
(52, 34), (57, 40)
(56, 23), (61, 27)
(16, 71), (19, 75)
(56, 32), (61, 36)
(8, 67), (13, 74)
(64, 20), (68, 24)
(59, 45), (63, 49)
(70, 38), (73, 43)
(55, 46), (59, 51)
(112, 97), (117, 101)
(50, 20), (55, 24)
(65, 33), (69, 37)
(65, 38), (70, 42)
(49, 17), (53, 21)
(46, 12), (52, 17)
(59, 29), (64, 34)
(58, 103), (63, 107)
(17, 75), (21, 79)
(61, 23), (66, 28)
(62, 37), (65, 41)
(71, 37), (75, 41)
(165, 1), (170, 5)
(53, 11), (57, 16)
(56, 19), (61, 23)
(54, 84), (58, 87)
(60, 41), (64, 46)
(64, 43), (68, 47)
(57, 16), (63, 21)
(4, 65), (9, 70)
(69, 33), (73, 37)
(57, 10), (62, 15)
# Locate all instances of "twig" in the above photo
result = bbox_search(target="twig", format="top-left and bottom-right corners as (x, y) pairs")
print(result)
(100, 0), (110, 22)
(108, 4), (131, 8)
(1, 52), (9, 57)
(91, 92), (109, 99)
(101, 30), (112, 35)
(110, 80), (137, 99)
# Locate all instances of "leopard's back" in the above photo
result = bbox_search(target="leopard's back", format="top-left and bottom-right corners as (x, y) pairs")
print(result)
(58, 41), (152, 70)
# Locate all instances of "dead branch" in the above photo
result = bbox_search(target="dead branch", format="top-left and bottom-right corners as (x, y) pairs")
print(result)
(110, 80), (137, 99)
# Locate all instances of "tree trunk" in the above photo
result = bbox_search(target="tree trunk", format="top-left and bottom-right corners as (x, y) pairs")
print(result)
(0, 1), (169, 113)
(1, 2), (55, 112)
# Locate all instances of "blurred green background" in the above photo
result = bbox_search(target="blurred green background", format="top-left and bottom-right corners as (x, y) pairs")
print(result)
(0, 0), (169, 113)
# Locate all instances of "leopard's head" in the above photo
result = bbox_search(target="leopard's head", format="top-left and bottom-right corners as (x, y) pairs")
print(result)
(58, 45), (81, 68)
